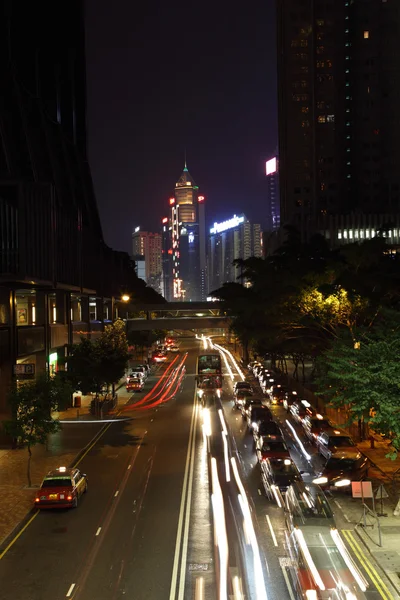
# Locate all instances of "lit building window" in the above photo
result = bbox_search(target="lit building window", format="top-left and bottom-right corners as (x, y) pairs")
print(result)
(318, 115), (326, 123)
(338, 232), (342, 239)
(327, 115), (335, 123)
(364, 31), (369, 39)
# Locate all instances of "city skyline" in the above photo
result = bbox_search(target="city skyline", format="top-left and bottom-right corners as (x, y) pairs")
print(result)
(85, 0), (277, 253)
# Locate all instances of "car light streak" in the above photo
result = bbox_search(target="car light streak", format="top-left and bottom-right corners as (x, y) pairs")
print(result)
(200, 424), (208, 483)
(211, 458), (229, 600)
(271, 484), (283, 508)
(294, 529), (325, 591)
(334, 479), (351, 487)
(202, 335), (208, 350)
(203, 408), (212, 437)
(222, 433), (231, 482)
(195, 576), (204, 600)
(232, 575), (244, 599)
(330, 529), (368, 591)
(305, 590), (317, 600)
(285, 420), (311, 461)
(302, 492), (313, 509)
(212, 344), (234, 381)
(312, 476), (328, 485)
(231, 458), (268, 600)
(124, 353), (181, 409)
(238, 493), (251, 545)
(218, 409), (228, 435)
(214, 343), (245, 380)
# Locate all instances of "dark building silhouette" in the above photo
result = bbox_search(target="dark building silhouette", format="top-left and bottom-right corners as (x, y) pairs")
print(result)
(0, 0), (158, 414)
(277, 0), (400, 241)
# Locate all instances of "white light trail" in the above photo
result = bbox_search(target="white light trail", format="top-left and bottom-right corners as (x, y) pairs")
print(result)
(195, 576), (205, 600)
(200, 424), (208, 484)
(218, 409), (228, 435)
(285, 420), (311, 461)
(266, 515), (278, 547)
(214, 343), (245, 380)
(330, 529), (368, 592)
(294, 529), (325, 591)
(222, 433), (231, 482)
(203, 408), (212, 437)
(232, 575), (244, 600)
(211, 458), (229, 600)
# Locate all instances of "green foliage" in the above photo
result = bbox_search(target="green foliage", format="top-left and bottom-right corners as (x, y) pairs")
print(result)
(3, 374), (66, 486)
(66, 320), (131, 396)
(316, 330), (400, 458)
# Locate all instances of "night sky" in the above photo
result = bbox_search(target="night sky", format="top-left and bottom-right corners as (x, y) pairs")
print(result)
(85, 0), (277, 254)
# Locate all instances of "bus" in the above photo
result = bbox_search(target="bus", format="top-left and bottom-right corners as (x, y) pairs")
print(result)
(196, 352), (222, 391)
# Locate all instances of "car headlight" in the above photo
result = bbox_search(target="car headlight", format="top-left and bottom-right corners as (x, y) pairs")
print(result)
(334, 478), (351, 487)
(312, 476), (328, 485)
(197, 389), (204, 398)
(252, 422), (258, 430)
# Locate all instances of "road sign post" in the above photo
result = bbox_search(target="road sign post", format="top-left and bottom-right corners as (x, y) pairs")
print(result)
(374, 484), (389, 517)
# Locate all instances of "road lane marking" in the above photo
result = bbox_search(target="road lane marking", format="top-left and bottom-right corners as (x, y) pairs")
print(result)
(66, 583), (76, 597)
(258, 488), (262, 496)
(178, 400), (199, 600)
(342, 529), (394, 600)
(266, 515), (278, 547)
(95, 527), (101, 536)
(334, 500), (342, 509)
(114, 490), (119, 497)
(169, 391), (198, 600)
(0, 510), (39, 560)
(127, 464), (131, 469)
(343, 513), (350, 522)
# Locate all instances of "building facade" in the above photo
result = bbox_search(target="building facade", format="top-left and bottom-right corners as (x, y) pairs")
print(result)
(277, 0), (400, 237)
(132, 228), (162, 293)
(207, 215), (262, 292)
(0, 0), (157, 417)
(162, 165), (206, 302)
(265, 155), (280, 232)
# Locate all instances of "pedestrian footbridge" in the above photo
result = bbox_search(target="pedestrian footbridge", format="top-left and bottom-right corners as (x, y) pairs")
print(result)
(126, 302), (230, 332)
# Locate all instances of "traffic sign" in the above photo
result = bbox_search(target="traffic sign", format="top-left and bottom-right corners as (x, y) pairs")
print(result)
(374, 484), (389, 500)
(351, 481), (373, 498)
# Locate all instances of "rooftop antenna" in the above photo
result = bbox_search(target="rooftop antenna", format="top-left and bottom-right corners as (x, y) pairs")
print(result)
(184, 147), (187, 170)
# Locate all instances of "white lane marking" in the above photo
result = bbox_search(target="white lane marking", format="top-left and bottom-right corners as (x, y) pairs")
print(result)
(280, 565), (296, 600)
(127, 464), (131, 469)
(169, 393), (197, 600)
(258, 489), (262, 496)
(178, 401), (199, 600)
(266, 515), (278, 547)
(95, 527), (101, 536)
(244, 444), (247, 448)
(66, 583), (76, 597)
(114, 490), (119, 497)
(343, 513), (350, 522)
(334, 500), (342, 509)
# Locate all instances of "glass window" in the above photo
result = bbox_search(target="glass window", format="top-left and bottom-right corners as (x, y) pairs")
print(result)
(15, 290), (36, 326)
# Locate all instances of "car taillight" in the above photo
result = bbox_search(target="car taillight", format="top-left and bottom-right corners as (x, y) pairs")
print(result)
(67, 495), (73, 501)
(35, 497), (40, 502)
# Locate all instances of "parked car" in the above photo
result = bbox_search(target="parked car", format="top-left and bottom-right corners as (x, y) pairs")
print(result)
(240, 397), (265, 417)
(261, 457), (303, 498)
(311, 453), (369, 492)
(268, 384), (289, 406)
(233, 381), (253, 395)
(256, 435), (291, 462)
(290, 399), (315, 424)
(316, 427), (358, 461)
(302, 414), (333, 443)
(253, 419), (283, 443)
(246, 405), (273, 431)
(126, 378), (144, 392)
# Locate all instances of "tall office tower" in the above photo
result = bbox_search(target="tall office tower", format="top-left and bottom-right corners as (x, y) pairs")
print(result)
(277, 0), (400, 238)
(265, 155), (280, 231)
(207, 215), (262, 292)
(132, 228), (162, 293)
(166, 164), (206, 302)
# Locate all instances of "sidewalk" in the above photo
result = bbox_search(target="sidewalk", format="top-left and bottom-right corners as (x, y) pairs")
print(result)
(0, 386), (130, 550)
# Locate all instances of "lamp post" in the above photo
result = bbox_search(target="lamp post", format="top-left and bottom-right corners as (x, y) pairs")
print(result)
(110, 295), (131, 322)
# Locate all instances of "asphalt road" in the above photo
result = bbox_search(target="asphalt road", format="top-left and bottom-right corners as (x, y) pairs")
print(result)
(0, 339), (215, 600)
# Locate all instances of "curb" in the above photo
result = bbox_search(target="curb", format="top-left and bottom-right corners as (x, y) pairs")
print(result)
(353, 526), (400, 598)
(0, 415), (114, 556)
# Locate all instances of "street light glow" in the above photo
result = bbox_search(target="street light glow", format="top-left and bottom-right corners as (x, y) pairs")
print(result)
(121, 294), (130, 302)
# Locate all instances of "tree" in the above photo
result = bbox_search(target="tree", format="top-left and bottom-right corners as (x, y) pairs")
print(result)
(65, 337), (103, 395)
(3, 374), (66, 486)
(97, 319), (131, 394)
(316, 330), (400, 457)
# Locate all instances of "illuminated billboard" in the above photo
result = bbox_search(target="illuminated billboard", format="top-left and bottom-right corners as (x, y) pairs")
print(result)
(266, 157), (277, 176)
(210, 215), (245, 235)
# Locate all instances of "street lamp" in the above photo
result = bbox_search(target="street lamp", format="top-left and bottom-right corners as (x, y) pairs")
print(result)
(110, 294), (131, 321)
(121, 294), (130, 303)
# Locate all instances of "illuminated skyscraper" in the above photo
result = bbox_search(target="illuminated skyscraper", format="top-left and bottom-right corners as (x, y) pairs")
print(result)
(207, 215), (262, 292)
(265, 155), (280, 232)
(163, 164), (206, 302)
(132, 227), (162, 293)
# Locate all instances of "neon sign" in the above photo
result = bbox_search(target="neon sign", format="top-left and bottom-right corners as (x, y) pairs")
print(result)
(266, 157), (277, 176)
(188, 232), (194, 243)
(210, 215), (245, 234)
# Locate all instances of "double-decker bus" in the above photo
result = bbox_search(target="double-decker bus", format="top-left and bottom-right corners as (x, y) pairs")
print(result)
(196, 352), (222, 391)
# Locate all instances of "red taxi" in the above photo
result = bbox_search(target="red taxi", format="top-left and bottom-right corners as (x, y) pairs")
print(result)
(126, 378), (144, 392)
(35, 467), (87, 509)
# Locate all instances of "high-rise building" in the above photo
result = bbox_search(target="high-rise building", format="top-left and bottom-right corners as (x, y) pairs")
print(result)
(265, 155), (280, 231)
(132, 228), (162, 293)
(277, 0), (400, 238)
(207, 215), (262, 292)
(163, 164), (206, 302)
